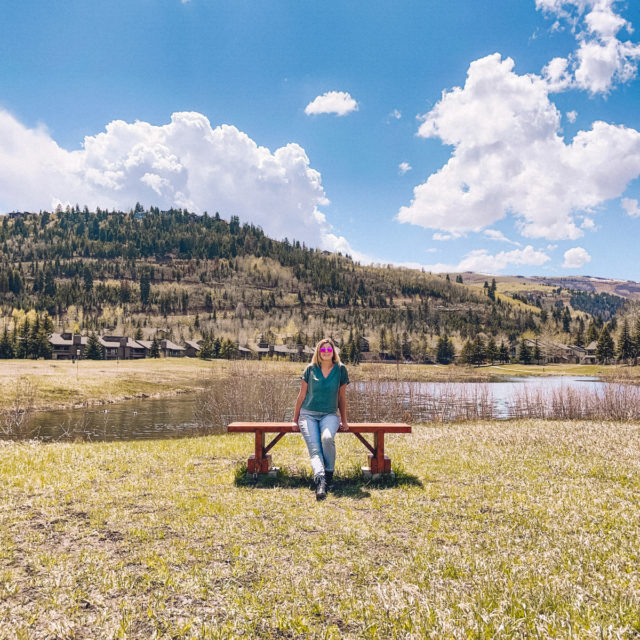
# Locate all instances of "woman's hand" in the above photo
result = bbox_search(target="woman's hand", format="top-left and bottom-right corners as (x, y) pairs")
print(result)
(292, 415), (300, 432)
(339, 420), (349, 432)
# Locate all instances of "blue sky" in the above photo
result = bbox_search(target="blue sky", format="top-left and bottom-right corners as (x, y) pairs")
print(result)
(1, 0), (640, 278)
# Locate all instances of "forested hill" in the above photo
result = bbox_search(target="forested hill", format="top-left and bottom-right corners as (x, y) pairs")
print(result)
(0, 207), (623, 356)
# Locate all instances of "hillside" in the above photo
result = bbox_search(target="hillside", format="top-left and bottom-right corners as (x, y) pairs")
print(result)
(0, 207), (630, 359)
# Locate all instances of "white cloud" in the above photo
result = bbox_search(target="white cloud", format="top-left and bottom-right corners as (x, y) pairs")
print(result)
(421, 245), (550, 275)
(397, 54), (640, 241)
(537, 0), (640, 94)
(622, 197), (640, 217)
(390, 109), (402, 120)
(543, 56), (573, 91)
(304, 91), (359, 116)
(563, 246), (591, 268)
(574, 38), (640, 94)
(398, 162), (412, 175)
(432, 232), (456, 241)
(0, 109), (358, 253)
(581, 216), (595, 229)
(483, 229), (521, 245)
(566, 110), (578, 122)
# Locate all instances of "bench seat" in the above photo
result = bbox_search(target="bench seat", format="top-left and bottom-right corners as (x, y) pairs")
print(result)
(228, 422), (411, 477)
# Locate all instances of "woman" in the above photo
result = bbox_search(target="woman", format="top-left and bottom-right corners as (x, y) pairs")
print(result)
(293, 338), (350, 500)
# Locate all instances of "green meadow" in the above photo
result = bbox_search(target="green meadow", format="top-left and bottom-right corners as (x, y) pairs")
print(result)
(1, 419), (639, 638)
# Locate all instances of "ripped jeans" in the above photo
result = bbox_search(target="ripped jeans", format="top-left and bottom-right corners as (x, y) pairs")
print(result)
(298, 410), (340, 480)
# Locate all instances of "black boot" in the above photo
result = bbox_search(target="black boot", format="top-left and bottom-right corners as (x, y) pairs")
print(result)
(315, 475), (327, 501)
(325, 471), (334, 490)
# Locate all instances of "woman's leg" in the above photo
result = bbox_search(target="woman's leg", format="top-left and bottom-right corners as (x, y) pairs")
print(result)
(298, 413), (325, 480)
(319, 413), (340, 473)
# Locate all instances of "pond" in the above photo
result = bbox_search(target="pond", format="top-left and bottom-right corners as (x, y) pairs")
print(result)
(14, 375), (617, 442)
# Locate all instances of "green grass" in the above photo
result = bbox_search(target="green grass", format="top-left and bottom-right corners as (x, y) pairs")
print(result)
(1, 420), (640, 638)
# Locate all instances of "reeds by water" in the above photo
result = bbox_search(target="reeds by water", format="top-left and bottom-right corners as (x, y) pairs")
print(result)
(195, 366), (640, 428)
(194, 362), (298, 433)
(510, 383), (640, 421)
(0, 376), (38, 438)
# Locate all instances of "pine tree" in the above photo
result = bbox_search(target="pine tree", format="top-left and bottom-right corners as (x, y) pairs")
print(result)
(533, 339), (541, 364)
(499, 340), (510, 364)
(470, 335), (486, 366)
(518, 338), (532, 364)
(586, 322), (599, 345)
(85, 333), (103, 360)
(459, 339), (473, 365)
(596, 326), (614, 364)
(83, 266), (93, 293)
(487, 278), (497, 301)
(486, 336), (498, 364)
(16, 318), (29, 359)
(379, 327), (387, 352)
(562, 307), (571, 333)
(436, 335), (455, 364)
(0, 326), (14, 359)
(616, 319), (634, 364)
(134, 327), (143, 341)
(149, 337), (161, 358)
(139, 270), (151, 306)
(219, 338), (237, 359)
(401, 332), (411, 361)
(199, 336), (214, 359)
(633, 316), (640, 366)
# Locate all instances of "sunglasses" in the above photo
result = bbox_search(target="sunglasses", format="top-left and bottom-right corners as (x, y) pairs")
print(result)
(320, 346), (333, 353)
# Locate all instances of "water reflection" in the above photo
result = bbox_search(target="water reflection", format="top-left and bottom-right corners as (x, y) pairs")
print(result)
(26, 395), (198, 442)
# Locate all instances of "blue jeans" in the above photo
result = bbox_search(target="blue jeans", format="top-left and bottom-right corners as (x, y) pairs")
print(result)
(298, 410), (340, 480)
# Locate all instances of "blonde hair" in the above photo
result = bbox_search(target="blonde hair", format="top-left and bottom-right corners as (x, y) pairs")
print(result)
(311, 338), (340, 366)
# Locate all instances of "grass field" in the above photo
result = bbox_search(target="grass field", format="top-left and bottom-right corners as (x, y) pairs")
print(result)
(1, 419), (639, 638)
(2, 358), (637, 414)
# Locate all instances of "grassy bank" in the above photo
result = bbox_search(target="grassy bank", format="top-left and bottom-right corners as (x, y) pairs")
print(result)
(1, 420), (639, 638)
(0, 359), (228, 412)
(2, 358), (637, 414)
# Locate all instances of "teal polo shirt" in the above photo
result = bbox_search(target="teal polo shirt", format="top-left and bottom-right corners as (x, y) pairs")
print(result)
(300, 363), (350, 414)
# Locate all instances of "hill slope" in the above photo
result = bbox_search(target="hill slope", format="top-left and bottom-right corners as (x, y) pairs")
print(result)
(0, 207), (629, 357)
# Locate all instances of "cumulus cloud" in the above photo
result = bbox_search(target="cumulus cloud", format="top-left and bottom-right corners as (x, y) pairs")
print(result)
(389, 109), (402, 120)
(566, 110), (578, 122)
(483, 229), (521, 245)
(563, 246), (591, 268)
(537, 0), (640, 94)
(397, 53), (640, 241)
(0, 109), (359, 253)
(621, 197), (640, 217)
(422, 245), (550, 275)
(398, 162), (412, 175)
(543, 56), (573, 91)
(304, 91), (359, 116)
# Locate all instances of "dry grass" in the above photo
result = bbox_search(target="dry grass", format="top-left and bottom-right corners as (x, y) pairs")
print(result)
(0, 377), (38, 439)
(193, 362), (299, 433)
(511, 383), (640, 420)
(1, 420), (639, 638)
(0, 359), (230, 412)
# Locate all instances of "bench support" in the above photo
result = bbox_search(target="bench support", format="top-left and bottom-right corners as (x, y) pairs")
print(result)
(247, 431), (276, 474)
(228, 422), (410, 478)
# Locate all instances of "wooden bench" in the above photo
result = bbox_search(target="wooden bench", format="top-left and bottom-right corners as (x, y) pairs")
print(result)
(227, 422), (412, 477)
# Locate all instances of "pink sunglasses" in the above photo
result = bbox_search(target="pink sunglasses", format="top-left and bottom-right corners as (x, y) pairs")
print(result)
(320, 346), (333, 353)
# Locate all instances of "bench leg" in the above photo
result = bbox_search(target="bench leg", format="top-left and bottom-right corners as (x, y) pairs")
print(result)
(363, 432), (393, 477)
(247, 431), (273, 475)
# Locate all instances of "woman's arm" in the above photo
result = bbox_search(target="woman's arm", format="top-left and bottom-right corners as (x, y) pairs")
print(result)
(338, 383), (349, 431)
(292, 381), (308, 428)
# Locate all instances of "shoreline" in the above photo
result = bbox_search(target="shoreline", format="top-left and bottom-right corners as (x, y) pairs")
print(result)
(0, 358), (635, 413)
